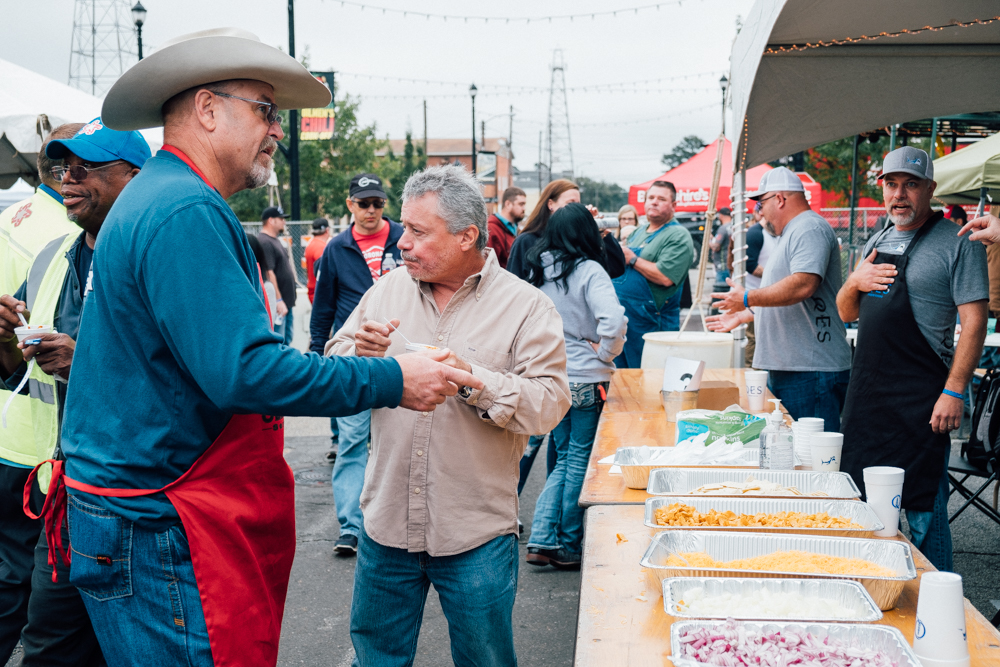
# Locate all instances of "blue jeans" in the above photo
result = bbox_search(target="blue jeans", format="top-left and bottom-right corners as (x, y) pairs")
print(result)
(516, 434), (555, 496)
(351, 528), (518, 667)
(906, 448), (953, 572)
(279, 309), (295, 345)
(528, 404), (602, 556)
(333, 410), (371, 537)
(330, 417), (340, 447)
(67, 495), (212, 667)
(614, 290), (681, 369)
(767, 369), (850, 431)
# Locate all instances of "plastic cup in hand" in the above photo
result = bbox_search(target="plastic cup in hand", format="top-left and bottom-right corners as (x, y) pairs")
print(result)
(14, 325), (52, 345)
(913, 572), (970, 667)
(744, 370), (768, 412)
(404, 343), (440, 353)
(864, 466), (905, 537)
(809, 432), (843, 471)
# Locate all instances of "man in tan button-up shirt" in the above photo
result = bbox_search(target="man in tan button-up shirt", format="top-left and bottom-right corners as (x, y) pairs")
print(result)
(327, 165), (569, 666)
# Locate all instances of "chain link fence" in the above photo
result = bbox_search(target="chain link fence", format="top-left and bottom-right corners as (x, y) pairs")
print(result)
(817, 208), (887, 279)
(241, 219), (350, 286)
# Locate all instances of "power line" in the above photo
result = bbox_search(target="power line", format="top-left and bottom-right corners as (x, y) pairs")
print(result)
(331, 0), (708, 24)
(336, 70), (726, 92)
(353, 87), (719, 100)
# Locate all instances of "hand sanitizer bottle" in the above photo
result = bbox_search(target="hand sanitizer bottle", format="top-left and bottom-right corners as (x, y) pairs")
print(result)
(760, 399), (794, 470)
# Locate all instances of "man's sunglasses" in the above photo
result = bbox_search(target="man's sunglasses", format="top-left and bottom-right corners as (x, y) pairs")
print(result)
(50, 160), (126, 183)
(210, 91), (283, 126)
(753, 193), (779, 213)
(352, 199), (386, 210)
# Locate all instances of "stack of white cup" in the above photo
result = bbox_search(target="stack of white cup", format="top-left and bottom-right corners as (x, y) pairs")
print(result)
(864, 466), (905, 537)
(913, 572), (970, 667)
(791, 418), (824, 468)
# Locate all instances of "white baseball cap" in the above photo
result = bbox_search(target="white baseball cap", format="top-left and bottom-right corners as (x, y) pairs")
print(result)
(747, 166), (805, 200)
(878, 146), (933, 181)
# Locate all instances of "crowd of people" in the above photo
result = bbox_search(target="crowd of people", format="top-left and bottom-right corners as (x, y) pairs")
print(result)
(0, 25), (996, 667)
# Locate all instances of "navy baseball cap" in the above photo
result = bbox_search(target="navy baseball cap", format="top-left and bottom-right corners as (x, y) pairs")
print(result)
(350, 173), (387, 200)
(46, 117), (151, 169)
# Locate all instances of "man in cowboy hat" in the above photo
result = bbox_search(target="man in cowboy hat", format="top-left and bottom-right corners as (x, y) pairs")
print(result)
(49, 29), (480, 667)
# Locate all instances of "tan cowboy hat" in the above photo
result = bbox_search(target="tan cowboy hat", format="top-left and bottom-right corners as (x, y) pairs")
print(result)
(102, 28), (332, 131)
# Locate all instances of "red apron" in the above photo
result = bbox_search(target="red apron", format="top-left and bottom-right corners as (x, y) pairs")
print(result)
(24, 152), (294, 665)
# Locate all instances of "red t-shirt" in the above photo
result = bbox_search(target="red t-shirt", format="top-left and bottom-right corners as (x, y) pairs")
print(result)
(353, 222), (391, 282)
(304, 235), (331, 303)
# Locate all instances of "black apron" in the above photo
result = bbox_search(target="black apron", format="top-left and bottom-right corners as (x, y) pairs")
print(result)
(840, 215), (950, 512)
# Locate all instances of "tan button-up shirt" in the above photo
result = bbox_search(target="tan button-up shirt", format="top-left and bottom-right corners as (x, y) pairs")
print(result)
(327, 249), (571, 555)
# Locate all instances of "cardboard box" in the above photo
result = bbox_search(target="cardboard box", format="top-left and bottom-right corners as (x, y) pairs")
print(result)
(696, 381), (741, 411)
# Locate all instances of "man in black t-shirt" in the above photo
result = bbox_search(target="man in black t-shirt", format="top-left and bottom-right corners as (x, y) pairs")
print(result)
(258, 206), (297, 344)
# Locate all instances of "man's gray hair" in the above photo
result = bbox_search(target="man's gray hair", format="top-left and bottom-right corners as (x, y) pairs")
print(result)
(402, 165), (488, 251)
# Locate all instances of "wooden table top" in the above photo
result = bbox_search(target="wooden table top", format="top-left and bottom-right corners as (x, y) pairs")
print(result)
(574, 504), (1000, 667)
(582, 369), (779, 507)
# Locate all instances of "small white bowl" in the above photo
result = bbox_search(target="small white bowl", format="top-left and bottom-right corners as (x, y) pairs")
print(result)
(14, 325), (52, 345)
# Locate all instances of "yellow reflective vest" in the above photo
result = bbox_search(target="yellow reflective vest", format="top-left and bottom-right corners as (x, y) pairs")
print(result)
(0, 188), (76, 468)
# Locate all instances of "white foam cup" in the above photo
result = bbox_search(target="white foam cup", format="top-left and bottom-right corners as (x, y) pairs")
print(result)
(404, 343), (441, 353)
(809, 432), (843, 471)
(913, 572), (970, 667)
(744, 370), (768, 412)
(863, 466), (905, 537)
(14, 325), (52, 345)
(796, 417), (826, 430)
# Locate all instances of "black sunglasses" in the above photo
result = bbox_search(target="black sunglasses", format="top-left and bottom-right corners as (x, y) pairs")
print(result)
(210, 91), (283, 126)
(352, 199), (386, 210)
(50, 160), (126, 183)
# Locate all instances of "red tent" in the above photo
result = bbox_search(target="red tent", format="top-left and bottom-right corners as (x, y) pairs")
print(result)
(628, 138), (822, 215)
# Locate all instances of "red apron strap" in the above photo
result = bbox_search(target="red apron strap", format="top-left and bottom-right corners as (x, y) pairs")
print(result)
(22, 460), (71, 582)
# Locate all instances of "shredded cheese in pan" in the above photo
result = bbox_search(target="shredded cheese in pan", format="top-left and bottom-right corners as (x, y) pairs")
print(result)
(664, 550), (896, 577)
(653, 503), (863, 529)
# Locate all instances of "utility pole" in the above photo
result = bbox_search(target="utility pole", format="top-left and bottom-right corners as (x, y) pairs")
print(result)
(423, 99), (428, 157)
(288, 0), (301, 221)
(545, 49), (574, 180)
(537, 130), (543, 190)
(69, 0), (138, 96)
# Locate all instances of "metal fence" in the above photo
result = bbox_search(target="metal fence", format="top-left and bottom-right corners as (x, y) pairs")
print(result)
(241, 219), (350, 286)
(817, 208), (887, 279)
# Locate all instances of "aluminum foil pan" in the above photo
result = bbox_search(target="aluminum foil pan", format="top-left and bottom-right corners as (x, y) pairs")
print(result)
(640, 530), (915, 610)
(614, 447), (759, 490)
(669, 621), (921, 667)
(662, 577), (883, 622)
(644, 496), (884, 537)
(647, 468), (861, 498)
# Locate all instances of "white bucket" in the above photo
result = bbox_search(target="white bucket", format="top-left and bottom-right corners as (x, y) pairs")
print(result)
(640, 332), (734, 370)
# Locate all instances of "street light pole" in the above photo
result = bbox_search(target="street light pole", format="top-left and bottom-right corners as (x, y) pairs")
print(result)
(719, 74), (728, 135)
(131, 2), (147, 61)
(288, 0), (301, 221)
(469, 84), (478, 176)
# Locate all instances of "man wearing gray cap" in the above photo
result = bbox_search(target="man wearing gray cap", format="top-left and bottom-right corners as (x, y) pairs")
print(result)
(837, 147), (988, 572)
(30, 28), (480, 667)
(708, 166), (851, 429)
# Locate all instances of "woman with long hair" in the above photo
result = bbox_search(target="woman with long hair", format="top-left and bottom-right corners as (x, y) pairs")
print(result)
(506, 179), (626, 280)
(523, 203), (627, 569)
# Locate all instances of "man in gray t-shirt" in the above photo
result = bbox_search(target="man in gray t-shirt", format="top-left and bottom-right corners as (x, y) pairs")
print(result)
(708, 167), (851, 431)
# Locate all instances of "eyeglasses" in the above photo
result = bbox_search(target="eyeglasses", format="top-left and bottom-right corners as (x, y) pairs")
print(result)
(753, 193), (779, 213)
(50, 160), (126, 183)
(352, 199), (386, 210)
(210, 91), (283, 126)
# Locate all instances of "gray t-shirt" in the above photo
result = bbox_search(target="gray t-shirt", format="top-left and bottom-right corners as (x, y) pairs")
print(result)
(754, 210), (852, 372)
(862, 215), (988, 367)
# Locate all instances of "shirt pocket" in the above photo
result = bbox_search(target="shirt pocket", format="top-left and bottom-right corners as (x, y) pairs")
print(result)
(67, 495), (133, 601)
(463, 344), (512, 373)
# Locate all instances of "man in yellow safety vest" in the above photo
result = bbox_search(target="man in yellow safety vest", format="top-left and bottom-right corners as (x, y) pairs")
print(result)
(0, 118), (149, 665)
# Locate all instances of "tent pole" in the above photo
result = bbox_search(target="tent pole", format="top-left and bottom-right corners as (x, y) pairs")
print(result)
(929, 117), (938, 161)
(731, 168), (747, 368)
(848, 134), (860, 250)
(889, 125), (897, 151)
(681, 134), (725, 333)
(976, 187), (989, 219)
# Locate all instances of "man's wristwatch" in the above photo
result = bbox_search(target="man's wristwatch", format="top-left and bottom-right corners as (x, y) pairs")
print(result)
(628, 255), (638, 267)
(458, 385), (473, 400)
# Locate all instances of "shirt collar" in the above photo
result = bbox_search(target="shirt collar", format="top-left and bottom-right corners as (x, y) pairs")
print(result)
(160, 144), (217, 190)
(495, 213), (517, 237)
(38, 183), (63, 205)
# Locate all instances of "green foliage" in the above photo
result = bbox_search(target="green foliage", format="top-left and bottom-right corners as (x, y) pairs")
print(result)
(661, 135), (706, 170)
(805, 135), (890, 206)
(227, 95), (422, 222)
(576, 176), (628, 212)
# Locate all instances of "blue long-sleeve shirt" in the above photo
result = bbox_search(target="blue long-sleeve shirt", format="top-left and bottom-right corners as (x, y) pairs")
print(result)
(61, 151), (403, 529)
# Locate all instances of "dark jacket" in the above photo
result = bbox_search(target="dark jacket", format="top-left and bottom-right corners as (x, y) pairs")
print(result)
(486, 214), (516, 269)
(506, 231), (626, 281)
(309, 219), (404, 354)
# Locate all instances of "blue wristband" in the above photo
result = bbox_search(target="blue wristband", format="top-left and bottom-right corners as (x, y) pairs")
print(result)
(743, 290), (754, 313)
(942, 389), (963, 400)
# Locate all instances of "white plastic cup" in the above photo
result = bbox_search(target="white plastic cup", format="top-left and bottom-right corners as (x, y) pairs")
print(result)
(796, 417), (826, 430)
(810, 432), (843, 471)
(864, 466), (905, 538)
(913, 572), (970, 667)
(744, 370), (768, 412)
(404, 343), (441, 353)
(14, 325), (52, 345)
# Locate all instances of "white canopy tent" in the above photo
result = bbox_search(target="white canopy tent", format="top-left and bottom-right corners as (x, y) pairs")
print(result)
(0, 58), (161, 189)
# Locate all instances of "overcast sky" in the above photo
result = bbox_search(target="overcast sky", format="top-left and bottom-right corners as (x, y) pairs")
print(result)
(1, 0), (753, 187)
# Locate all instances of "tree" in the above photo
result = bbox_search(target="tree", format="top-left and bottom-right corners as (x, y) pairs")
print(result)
(805, 134), (889, 206)
(381, 131), (427, 220)
(661, 135), (706, 170)
(576, 176), (628, 212)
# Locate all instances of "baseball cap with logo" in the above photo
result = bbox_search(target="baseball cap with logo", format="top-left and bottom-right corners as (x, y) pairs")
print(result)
(350, 173), (387, 200)
(878, 146), (933, 181)
(747, 166), (806, 200)
(312, 217), (330, 232)
(45, 117), (151, 169)
(261, 206), (289, 221)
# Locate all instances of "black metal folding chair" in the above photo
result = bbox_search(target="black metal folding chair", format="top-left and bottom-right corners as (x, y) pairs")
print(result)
(947, 454), (1000, 525)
